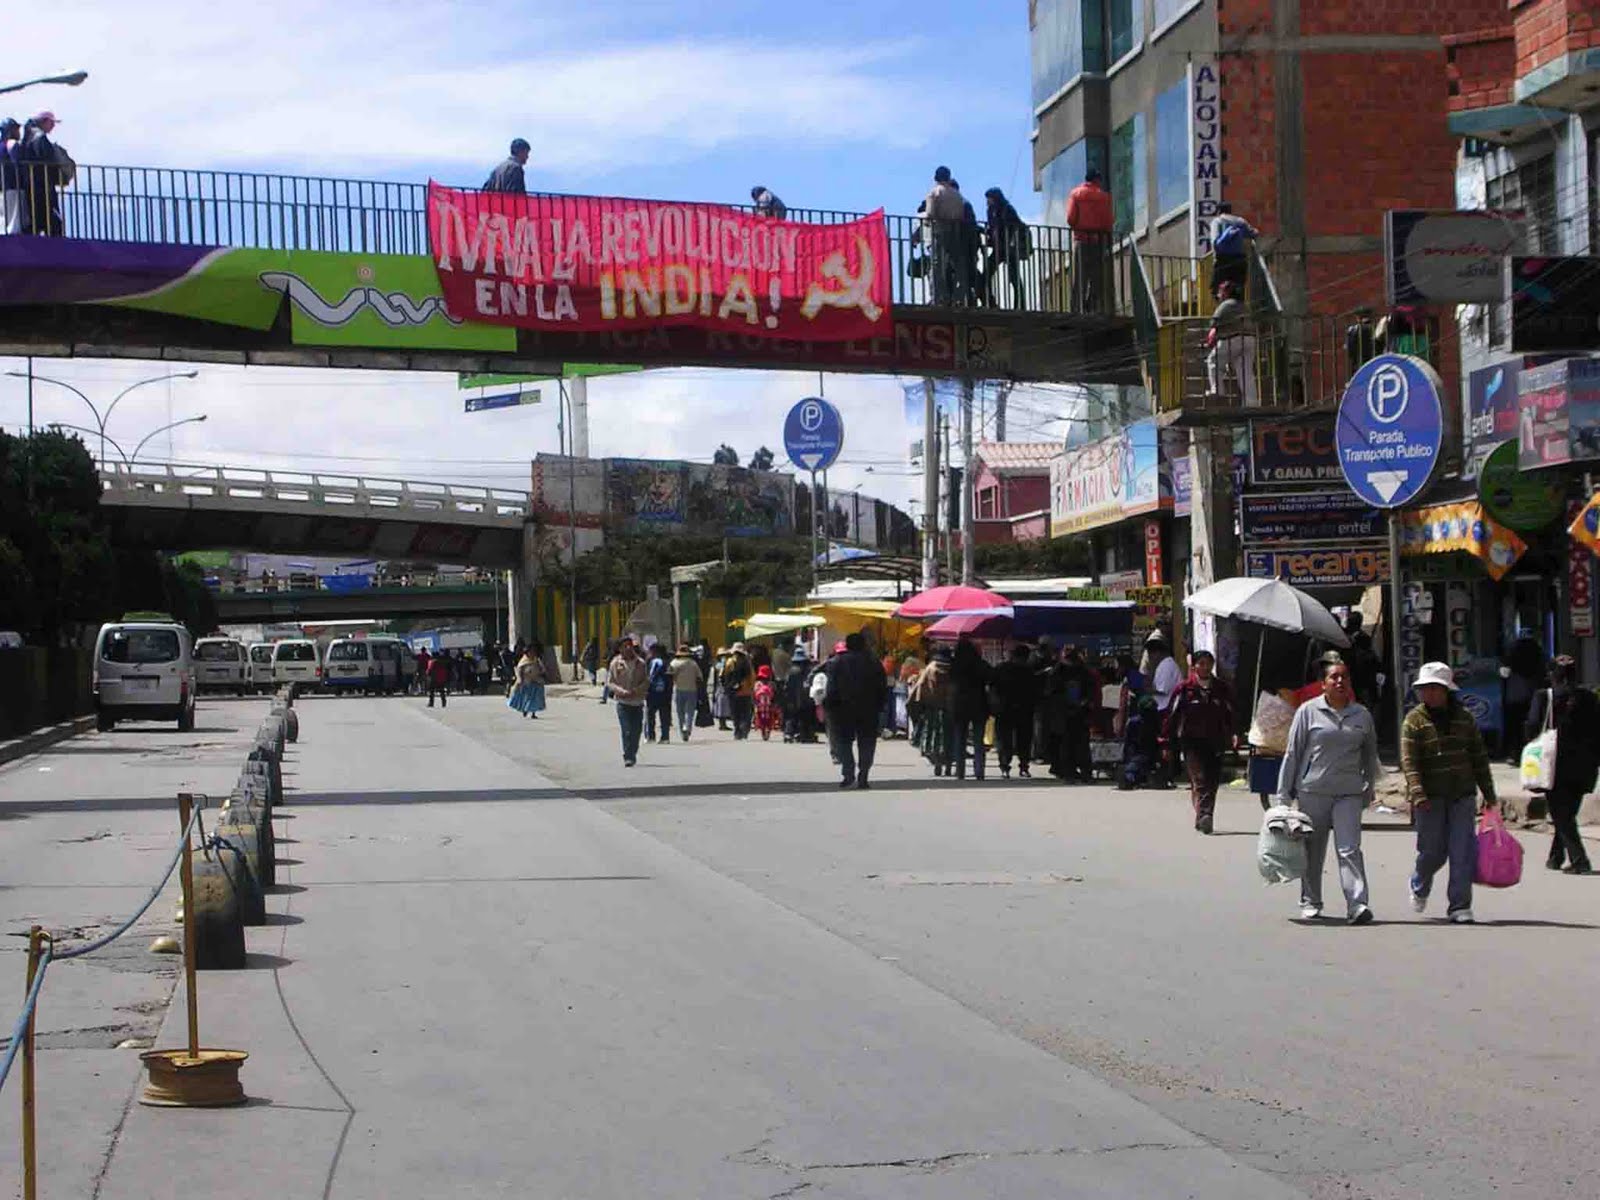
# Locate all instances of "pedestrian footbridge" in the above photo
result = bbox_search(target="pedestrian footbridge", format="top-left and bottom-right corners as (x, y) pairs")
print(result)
(99, 462), (529, 568)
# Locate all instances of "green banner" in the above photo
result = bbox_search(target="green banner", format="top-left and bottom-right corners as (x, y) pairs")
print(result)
(111, 247), (288, 330)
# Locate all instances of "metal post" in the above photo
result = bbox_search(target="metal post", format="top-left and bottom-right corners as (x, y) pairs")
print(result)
(921, 378), (938, 590)
(22, 925), (41, 1200)
(1388, 513), (1406, 752)
(960, 377), (975, 585)
(564, 386), (579, 680)
(567, 375), (590, 458)
(24, 357), (34, 503)
(942, 415), (953, 581)
(177, 794), (199, 1058)
(809, 468), (820, 594)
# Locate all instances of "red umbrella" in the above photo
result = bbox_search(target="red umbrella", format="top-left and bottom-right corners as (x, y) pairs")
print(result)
(894, 585), (1011, 620)
(925, 611), (1014, 640)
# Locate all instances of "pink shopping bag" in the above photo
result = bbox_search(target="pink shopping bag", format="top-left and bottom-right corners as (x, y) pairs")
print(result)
(1474, 807), (1524, 889)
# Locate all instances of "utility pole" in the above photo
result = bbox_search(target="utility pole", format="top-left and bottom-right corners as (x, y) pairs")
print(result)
(994, 380), (1013, 443)
(921, 378), (938, 590)
(941, 413), (953, 581)
(960, 377), (975, 585)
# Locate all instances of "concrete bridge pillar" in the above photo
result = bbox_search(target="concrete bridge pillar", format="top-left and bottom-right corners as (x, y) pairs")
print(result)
(507, 521), (538, 648)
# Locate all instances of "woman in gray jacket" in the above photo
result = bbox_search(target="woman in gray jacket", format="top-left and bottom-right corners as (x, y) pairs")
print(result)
(1274, 661), (1380, 925)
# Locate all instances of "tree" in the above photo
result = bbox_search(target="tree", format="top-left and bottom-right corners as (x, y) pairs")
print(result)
(748, 446), (775, 472)
(712, 444), (740, 466)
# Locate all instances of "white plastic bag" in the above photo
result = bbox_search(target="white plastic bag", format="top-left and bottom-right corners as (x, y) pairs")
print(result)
(1257, 805), (1309, 884)
(1521, 688), (1557, 792)
(1249, 691), (1295, 755)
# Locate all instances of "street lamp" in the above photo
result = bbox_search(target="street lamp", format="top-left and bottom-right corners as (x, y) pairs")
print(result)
(7, 368), (199, 467)
(0, 70), (89, 96)
(132, 414), (207, 465)
(40, 422), (130, 465)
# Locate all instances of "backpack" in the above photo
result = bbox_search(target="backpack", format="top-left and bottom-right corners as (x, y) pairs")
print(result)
(1213, 219), (1246, 256)
(648, 658), (670, 696)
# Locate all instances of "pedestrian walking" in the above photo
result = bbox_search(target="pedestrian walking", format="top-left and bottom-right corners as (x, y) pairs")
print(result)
(1043, 647), (1097, 782)
(483, 138), (530, 193)
(921, 166), (966, 306)
(1275, 660), (1379, 924)
(1144, 632), (1184, 787)
(911, 648), (954, 776)
(948, 638), (992, 780)
(751, 185), (787, 219)
(983, 187), (1032, 310)
(1209, 202), (1258, 298)
(1163, 649), (1235, 834)
(1401, 662), (1500, 923)
(506, 647), (547, 718)
(753, 665), (781, 741)
(990, 643), (1039, 779)
(1526, 656), (1598, 875)
(783, 648), (819, 743)
(692, 640), (715, 729)
(1065, 167), (1113, 313)
(643, 642), (674, 743)
(821, 633), (888, 789)
(607, 638), (649, 767)
(580, 636), (600, 686)
(426, 650), (452, 708)
(1206, 280), (1258, 407)
(725, 643), (756, 740)
(669, 644), (704, 741)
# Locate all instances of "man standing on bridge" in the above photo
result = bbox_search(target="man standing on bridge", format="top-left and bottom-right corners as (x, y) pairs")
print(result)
(483, 138), (530, 193)
(608, 637), (650, 767)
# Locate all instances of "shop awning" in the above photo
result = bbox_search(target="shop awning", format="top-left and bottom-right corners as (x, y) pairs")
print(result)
(1399, 500), (1527, 581)
(741, 613), (826, 639)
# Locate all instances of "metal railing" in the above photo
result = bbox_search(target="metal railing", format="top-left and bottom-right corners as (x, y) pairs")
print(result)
(98, 460), (531, 521)
(1154, 315), (1349, 418)
(7, 162), (1160, 318)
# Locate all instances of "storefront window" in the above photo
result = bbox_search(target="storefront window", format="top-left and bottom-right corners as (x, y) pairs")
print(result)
(1111, 114), (1148, 236)
(1154, 78), (1188, 217)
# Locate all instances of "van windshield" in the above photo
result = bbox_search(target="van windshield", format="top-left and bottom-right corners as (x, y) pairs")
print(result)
(327, 642), (369, 662)
(276, 643), (316, 662)
(103, 629), (181, 664)
(196, 642), (241, 662)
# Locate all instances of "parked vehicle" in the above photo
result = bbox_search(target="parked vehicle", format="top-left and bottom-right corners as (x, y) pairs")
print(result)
(323, 638), (375, 694)
(92, 620), (196, 731)
(247, 642), (276, 693)
(193, 637), (249, 695)
(366, 636), (409, 694)
(271, 639), (321, 690)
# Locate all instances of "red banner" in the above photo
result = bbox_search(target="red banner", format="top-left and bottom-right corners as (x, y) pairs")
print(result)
(427, 183), (891, 342)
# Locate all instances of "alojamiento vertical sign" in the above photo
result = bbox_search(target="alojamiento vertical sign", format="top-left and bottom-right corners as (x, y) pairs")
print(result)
(1189, 56), (1222, 258)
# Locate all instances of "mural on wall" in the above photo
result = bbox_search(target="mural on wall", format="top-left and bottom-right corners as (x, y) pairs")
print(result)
(609, 459), (689, 528)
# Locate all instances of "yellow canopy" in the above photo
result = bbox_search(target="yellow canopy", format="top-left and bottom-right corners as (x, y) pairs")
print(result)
(742, 612), (827, 638)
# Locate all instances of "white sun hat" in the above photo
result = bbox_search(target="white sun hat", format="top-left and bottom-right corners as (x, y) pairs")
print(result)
(1414, 662), (1458, 691)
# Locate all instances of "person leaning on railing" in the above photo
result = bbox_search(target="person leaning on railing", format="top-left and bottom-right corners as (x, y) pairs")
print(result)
(16, 111), (73, 237)
(1065, 169), (1113, 315)
(983, 187), (1032, 311)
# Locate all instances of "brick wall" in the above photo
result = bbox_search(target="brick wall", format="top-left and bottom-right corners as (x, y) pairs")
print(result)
(1515, 0), (1600, 78)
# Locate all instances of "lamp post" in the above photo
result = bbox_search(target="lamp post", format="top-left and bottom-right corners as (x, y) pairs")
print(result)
(132, 414), (207, 465)
(0, 70), (88, 97)
(39, 422), (130, 466)
(6, 369), (198, 467)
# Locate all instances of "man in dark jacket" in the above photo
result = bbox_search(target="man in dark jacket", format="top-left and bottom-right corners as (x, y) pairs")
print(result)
(483, 138), (530, 193)
(1527, 656), (1597, 874)
(17, 112), (69, 236)
(823, 632), (888, 789)
(1044, 648), (1097, 782)
(991, 642), (1040, 779)
(983, 187), (1031, 310)
(1162, 650), (1235, 834)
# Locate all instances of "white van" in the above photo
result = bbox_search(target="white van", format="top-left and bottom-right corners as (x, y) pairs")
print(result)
(271, 639), (321, 689)
(193, 637), (249, 694)
(247, 642), (276, 693)
(92, 621), (196, 731)
(365, 636), (411, 695)
(322, 638), (375, 694)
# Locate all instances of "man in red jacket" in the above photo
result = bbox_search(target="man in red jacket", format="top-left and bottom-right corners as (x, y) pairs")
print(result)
(426, 651), (452, 708)
(1065, 168), (1114, 314)
(1163, 649), (1236, 834)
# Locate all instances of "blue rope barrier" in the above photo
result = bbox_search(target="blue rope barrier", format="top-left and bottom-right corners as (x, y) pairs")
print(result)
(0, 944), (53, 1095)
(0, 797), (205, 1096)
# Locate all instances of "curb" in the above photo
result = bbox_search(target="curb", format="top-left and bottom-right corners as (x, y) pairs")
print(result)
(0, 714), (97, 766)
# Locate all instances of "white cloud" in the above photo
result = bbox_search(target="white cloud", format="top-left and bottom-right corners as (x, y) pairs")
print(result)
(13, 2), (982, 179)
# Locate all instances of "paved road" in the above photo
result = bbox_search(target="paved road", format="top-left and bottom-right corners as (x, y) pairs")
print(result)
(3, 689), (1594, 1198)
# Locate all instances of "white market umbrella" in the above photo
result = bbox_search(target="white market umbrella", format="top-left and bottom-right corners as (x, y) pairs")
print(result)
(1184, 577), (1350, 710)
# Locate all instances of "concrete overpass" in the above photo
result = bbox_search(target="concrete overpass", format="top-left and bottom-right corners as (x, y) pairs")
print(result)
(99, 462), (530, 569)
(213, 582), (502, 624)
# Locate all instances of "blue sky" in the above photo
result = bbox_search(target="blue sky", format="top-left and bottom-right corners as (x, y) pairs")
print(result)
(1, 1), (1065, 511)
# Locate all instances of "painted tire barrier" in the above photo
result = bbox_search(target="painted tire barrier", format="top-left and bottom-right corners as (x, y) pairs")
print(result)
(281, 706), (299, 743)
(243, 753), (282, 809)
(223, 791), (274, 888)
(191, 857), (248, 970)
(210, 828), (266, 925)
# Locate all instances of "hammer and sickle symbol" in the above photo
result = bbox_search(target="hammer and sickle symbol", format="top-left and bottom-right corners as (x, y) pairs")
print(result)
(800, 237), (883, 323)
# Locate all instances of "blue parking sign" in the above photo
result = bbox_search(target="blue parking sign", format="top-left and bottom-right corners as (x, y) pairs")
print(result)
(1335, 354), (1444, 509)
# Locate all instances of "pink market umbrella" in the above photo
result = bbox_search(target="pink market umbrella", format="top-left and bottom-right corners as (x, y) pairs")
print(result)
(894, 586), (1011, 620)
(925, 611), (1014, 640)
